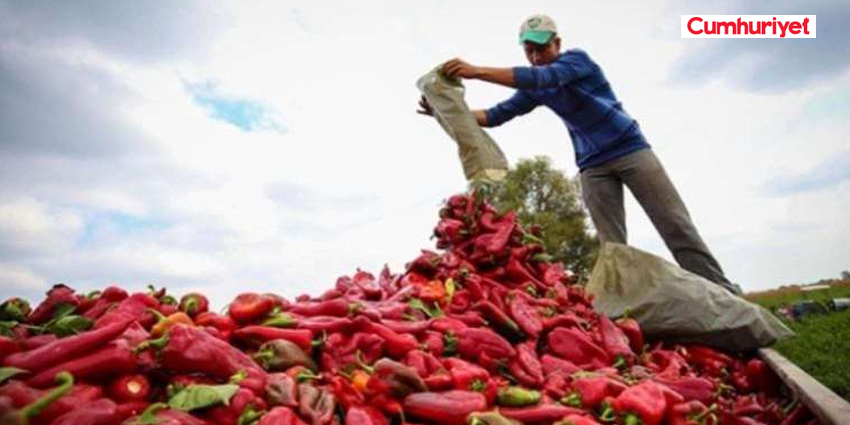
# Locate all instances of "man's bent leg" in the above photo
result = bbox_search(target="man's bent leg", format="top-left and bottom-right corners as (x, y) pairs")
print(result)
(580, 164), (627, 244)
(619, 149), (738, 293)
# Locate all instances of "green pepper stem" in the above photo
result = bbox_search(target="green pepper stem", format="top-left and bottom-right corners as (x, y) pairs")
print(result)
(251, 350), (274, 369)
(237, 405), (265, 425)
(560, 392), (583, 407)
(183, 298), (199, 315)
(354, 351), (374, 374)
(598, 404), (617, 423)
(623, 413), (643, 425)
(20, 372), (74, 422)
(260, 313), (296, 328)
(135, 333), (169, 353)
(147, 308), (167, 322)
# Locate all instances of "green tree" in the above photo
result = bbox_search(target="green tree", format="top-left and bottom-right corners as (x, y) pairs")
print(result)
(474, 156), (599, 279)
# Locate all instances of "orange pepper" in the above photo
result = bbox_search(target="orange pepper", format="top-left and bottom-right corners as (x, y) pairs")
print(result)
(419, 280), (447, 302)
(151, 312), (194, 337)
(351, 369), (371, 393)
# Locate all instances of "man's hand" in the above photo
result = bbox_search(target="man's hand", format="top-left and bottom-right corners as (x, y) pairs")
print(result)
(443, 58), (480, 79)
(417, 95), (434, 117)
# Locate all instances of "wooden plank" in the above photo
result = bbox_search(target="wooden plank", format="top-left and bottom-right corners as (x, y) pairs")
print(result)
(759, 348), (850, 425)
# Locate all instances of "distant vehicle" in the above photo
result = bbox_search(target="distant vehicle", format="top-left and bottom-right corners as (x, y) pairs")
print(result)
(791, 300), (829, 319)
(828, 298), (850, 312)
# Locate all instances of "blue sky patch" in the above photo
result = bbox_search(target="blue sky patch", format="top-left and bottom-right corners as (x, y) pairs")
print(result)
(762, 151), (850, 197)
(186, 82), (286, 133)
(77, 212), (170, 247)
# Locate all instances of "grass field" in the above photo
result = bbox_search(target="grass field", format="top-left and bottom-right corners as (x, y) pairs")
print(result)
(745, 280), (850, 401)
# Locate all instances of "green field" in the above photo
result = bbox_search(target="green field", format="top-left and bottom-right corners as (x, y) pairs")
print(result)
(746, 281), (850, 402)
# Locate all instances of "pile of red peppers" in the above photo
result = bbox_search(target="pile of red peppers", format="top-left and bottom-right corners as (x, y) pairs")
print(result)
(0, 192), (823, 425)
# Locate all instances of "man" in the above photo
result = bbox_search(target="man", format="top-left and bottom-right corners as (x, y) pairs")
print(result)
(418, 14), (739, 294)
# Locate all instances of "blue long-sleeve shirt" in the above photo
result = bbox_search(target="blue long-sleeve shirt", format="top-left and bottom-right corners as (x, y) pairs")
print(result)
(485, 49), (649, 170)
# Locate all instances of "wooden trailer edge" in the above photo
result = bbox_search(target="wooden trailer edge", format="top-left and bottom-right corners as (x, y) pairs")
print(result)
(758, 348), (850, 425)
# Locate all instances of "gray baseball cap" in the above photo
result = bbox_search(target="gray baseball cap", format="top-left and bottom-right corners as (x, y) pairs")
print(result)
(519, 14), (558, 45)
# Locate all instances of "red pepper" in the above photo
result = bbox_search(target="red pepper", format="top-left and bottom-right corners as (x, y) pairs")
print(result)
(353, 317), (418, 359)
(732, 394), (765, 417)
(202, 387), (267, 425)
(668, 400), (715, 425)
(143, 325), (268, 395)
(0, 372), (74, 425)
(81, 299), (115, 321)
(647, 349), (690, 376)
(19, 335), (57, 351)
(508, 293), (543, 337)
(456, 327), (516, 360)
(94, 293), (158, 329)
(745, 359), (779, 394)
(381, 319), (431, 334)
(543, 372), (569, 399)
(100, 286), (128, 302)
(289, 298), (354, 318)
(780, 403), (812, 425)
(28, 285), (79, 325)
(421, 331), (445, 356)
(449, 311), (488, 327)
(564, 375), (628, 409)
(508, 341), (544, 387)
(616, 317), (644, 353)
(500, 404), (585, 423)
(542, 312), (583, 331)
(297, 383), (336, 425)
(505, 258), (546, 291)
(115, 401), (150, 421)
(430, 317), (468, 334)
(557, 413), (604, 425)
(4, 316), (132, 373)
(403, 391), (487, 425)
(258, 406), (309, 425)
(1, 336), (22, 361)
(1, 380), (103, 425)
(126, 403), (213, 425)
(195, 312), (237, 341)
(541, 354), (581, 377)
(48, 398), (118, 425)
(485, 212), (516, 254)
(461, 274), (487, 302)
(598, 315), (635, 366)
(296, 316), (355, 333)
(435, 218), (467, 245)
(179, 293), (210, 317)
(345, 405), (389, 425)
(612, 381), (669, 425)
(444, 357), (490, 391)
(547, 327), (609, 368)
(232, 326), (315, 351)
(229, 293), (275, 323)
(265, 373), (300, 408)
(107, 374), (151, 403)
(730, 370), (751, 393)
(652, 376), (715, 403)
(26, 338), (137, 388)
(686, 345), (732, 376)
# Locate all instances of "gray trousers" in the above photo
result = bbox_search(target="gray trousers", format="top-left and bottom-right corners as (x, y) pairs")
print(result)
(579, 148), (738, 293)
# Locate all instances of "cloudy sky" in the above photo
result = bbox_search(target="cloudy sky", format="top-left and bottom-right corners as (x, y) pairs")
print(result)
(1, 0), (848, 307)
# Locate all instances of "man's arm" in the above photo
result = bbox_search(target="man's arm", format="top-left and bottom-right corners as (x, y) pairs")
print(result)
(444, 59), (516, 88)
(444, 52), (596, 90)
